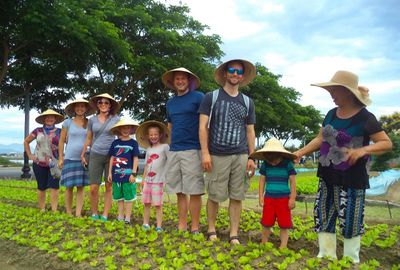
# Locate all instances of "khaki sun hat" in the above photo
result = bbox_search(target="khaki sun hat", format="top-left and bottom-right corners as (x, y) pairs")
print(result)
(35, 109), (64, 125)
(89, 93), (121, 115)
(214, 59), (256, 87)
(249, 137), (297, 161)
(311, 70), (372, 106)
(110, 118), (140, 135)
(64, 98), (95, 118)
(162, 67), (201, 91)
(135, 120), (170, 148)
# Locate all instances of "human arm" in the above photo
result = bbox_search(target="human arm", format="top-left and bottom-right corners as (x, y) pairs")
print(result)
(81, 129), (93, 165)
(107, 156), (114, 183)
(129, 156), (139, 183)
(346, 130), (393, 165)
(288, 174), (296, 210)
(58, 127), (67, 168)
(294, 128), (323, 162)
(246, 124), (256, 177)
(23, 133), (37, 162)
(259, 175), (266, 207)
(199, 114), (212, 172)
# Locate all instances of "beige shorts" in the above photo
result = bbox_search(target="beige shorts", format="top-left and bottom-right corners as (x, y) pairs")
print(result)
(88, 152), (110, 185)
(165, 150), (204, 195)
(205, 154), (249, 202)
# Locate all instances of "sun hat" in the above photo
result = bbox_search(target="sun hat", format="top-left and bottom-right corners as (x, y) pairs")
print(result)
(135, 120), (170, 148)
(110, 118), (140, 135)
(35, 109), (64, 125)
(89, 93), (121, 115)
(249, 138), (297, 161)
(162, 67), (201, 91)
(214, 59), (256, 87)
(311, 70), (372, 106)
(64, 98), (95, 118)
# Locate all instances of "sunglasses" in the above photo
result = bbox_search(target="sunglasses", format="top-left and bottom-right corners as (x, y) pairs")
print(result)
(97, 100), (110, 105)
(227, 67), (244, 75)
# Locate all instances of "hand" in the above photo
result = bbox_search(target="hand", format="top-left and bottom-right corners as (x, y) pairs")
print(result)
(81, 155), (87, 166)
(28, 154), (38, 162)
(346, 148), (367, 166)
(288, 198), (296, 210)
(107, 175), (112, 183)
(259, 197), (264, 207)
(129, 175), (136, 183)
(293, 151), (302, 164)
(246, 159), (256, 178)
(202, 153), (212, 172)
(58, 158), (64, 169)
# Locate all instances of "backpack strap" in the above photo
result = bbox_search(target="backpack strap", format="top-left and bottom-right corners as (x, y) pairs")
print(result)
(208, 89), (220, 128)
(242, 93), (250, 117)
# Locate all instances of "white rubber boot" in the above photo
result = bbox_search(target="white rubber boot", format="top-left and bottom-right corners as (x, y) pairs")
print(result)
(343, 236), (361, 263)
(317, 232), (337, 259)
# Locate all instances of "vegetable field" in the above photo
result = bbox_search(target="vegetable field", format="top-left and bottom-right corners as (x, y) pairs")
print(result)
(0, 179), (399, 270)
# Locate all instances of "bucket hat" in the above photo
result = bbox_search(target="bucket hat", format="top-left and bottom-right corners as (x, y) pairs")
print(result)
(214, 59), (256, 87)
(162, 67), (201, 91)
(110, 118), (140, 135)
(249, 138), (296, 161)
(311, 70), (371, 106)
(135, 120), (170, 148)
(64, 98), (95, 118)
(35, 109), (64, 125)
(89, 93), (121, 115)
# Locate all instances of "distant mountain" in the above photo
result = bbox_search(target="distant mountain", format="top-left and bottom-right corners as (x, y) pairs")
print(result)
(0, 143), (24, 154)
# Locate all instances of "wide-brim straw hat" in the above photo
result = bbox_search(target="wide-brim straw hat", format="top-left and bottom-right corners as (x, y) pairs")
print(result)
(110, 118), (140, 135)
(250, 138), (297, 161)
(64, 98), (95, 117)
(89, 93), (121, 115)
(311, 70), (372, 106)
(135, 120), (170, 148)
(214, 59), (256, 87)
(35, 109), (64, 125)
(162, 67), (201, 91)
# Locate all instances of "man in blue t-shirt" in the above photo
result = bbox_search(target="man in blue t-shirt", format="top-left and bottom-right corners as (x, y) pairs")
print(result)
(199, 59), (257, 244)
(163, 67), (205, 233)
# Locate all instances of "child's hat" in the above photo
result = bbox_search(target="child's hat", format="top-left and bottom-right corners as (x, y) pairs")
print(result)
(135, 120), (170, 148)
(249, 137), (296, 161)
(110, 118), (140, 135)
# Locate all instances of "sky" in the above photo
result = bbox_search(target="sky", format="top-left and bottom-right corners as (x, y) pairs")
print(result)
(1, 0), (399, 146)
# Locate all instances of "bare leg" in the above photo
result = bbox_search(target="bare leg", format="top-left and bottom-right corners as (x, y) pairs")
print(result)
(102, 181), (112, 217)
(37, 189), (46, 210)
(189, 195), (202, 231)
(90, 184), (99, 215)
(75, 187), (85, 217)
(124, 201), (133, 221)
(143, 203), (151, 225)
(177, 193), (188, 231)
(117, 200), (124, 219)
(261, 227), (272, 243)
(50, 188), (59, 212)
(229, 199), (242, 238)
(65, 187), (73, 215)
(279, 229), (289, 249)
(155, 205), (163, 228)
(207, 198), (219, 239)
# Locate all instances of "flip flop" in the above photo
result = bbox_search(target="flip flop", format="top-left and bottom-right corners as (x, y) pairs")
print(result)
(207, 231), (218, 241)
(229, 236), (240, 245)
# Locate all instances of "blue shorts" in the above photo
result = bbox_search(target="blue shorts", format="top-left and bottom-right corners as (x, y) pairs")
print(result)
(33, 163), (60, 190)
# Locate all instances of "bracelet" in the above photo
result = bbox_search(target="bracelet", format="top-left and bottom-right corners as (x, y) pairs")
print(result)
(248, 157), (255, 161)
(131, 172), (137, 177)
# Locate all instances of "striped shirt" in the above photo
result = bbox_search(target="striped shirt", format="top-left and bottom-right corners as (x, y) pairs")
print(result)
(259, 159), (296, 198)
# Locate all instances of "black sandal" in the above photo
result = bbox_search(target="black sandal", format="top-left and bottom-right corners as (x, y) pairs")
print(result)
(207, 231), (217, 241)
(229, 236), (240, 245)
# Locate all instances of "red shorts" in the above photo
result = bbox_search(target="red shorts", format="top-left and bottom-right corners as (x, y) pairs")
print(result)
(261, 197), (293, 229)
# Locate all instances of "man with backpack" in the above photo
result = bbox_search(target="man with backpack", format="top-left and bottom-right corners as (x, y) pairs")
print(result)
(198, 59), (257, 244)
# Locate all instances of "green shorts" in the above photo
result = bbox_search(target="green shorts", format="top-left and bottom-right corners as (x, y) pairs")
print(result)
(112, 182), (137, 202)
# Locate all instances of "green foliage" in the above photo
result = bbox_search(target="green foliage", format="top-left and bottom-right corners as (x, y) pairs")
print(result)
(371, 132), (400, 171)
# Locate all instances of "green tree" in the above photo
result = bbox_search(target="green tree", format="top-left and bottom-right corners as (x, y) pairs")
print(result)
(380, 112), (400, 134)
(243, 64), (322, 145)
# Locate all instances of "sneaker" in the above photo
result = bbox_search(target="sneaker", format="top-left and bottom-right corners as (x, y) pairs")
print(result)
(156, 227), (163, 233)
(142, 224), (150, 230)
(99, 215), (108, 222)
(91, 214), (99, 220)
(124, 220), (131, 225)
